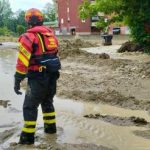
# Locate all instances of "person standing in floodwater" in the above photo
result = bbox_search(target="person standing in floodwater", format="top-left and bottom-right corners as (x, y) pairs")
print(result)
(14, 8), (61, 144)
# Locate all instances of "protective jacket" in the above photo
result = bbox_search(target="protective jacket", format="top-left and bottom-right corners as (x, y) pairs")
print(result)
(16, 25), (59, 78)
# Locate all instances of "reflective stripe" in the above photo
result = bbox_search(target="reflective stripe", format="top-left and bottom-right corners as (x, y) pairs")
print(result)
(22, 127), (35, 133)
(16, 69), (26, 75)
(43, 112), (55, 117)
(48, 38), (57, 48)
(19, 43), (31, 59)
(37, 33), (45, 53)
(44, 119), (56, 124)
(49, 38), (55, 42)
(18, 53), (29, 67)
(25, 121), (36, 125)
(48, 44), (57, 48)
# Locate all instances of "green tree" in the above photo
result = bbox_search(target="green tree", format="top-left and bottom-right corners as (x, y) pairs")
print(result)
(16, 25), (25, 35)
(16, 10), (26, 27)
(7, 10), (26, 35)
(0, 0), (12, 27)
(42, 2), (57, 22)
(80, 0), (150, 52)
(0, 27), (12, 36)
(6, 17), (18, 33)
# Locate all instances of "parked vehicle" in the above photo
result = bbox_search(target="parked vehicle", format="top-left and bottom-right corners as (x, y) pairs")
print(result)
(113, 27), (120, 34)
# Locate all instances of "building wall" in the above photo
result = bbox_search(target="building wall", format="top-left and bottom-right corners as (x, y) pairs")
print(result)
(57, 0), (91, 34)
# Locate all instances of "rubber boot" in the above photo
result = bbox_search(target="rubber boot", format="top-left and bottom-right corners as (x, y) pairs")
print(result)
(44, 123), (56, 134)
(19, 132), (34, 145)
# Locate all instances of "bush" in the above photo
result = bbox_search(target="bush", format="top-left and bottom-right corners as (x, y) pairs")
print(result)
(16, 25), (25, 35)
(0, 27), (12, 36)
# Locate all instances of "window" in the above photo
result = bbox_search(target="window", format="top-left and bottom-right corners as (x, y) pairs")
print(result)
(81, 19), (85, 23)
(61, 18), (64, 24)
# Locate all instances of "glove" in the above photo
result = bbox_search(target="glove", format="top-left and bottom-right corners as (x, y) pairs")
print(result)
(14, 77), (22, 95)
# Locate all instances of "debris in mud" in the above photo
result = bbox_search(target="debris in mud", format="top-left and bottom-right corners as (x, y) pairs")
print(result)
(84, 113), (149, 126)
(59, 45), (110, 60)
(98, 53), (110, 59)
(0, 100), (10, 108)
(0, 43), (2, 45)
(58, 143), (114, 150)
(9, 142), (18, 146)
(117, 41), (144, 53)
(133, 130), (150, 139)
(130, 116), (148, 125)
(58, 87), (150, 111)
(0, 128), (17, 144)
(138, 61), (150, 78)
(8, 143), (113, 150)
(58, 39), (109, 60)
(59, 38), (96, 50)
(35, 143), (49, 149)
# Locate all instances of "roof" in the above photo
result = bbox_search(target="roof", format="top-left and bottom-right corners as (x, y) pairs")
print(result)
(43, 21), (58, 27)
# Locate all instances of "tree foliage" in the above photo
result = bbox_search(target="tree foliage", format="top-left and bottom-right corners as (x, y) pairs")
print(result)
(0, 27), (12, 35)
(42, 2), (57, 22)
(0, 1), (57, 36)
(17, 25), (25, 35)
(0, 0), (12, 27)
(79, 0), (150, 52)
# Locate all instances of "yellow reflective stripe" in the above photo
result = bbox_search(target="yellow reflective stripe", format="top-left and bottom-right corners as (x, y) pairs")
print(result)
(43, 112), (56, 117)
(48, 44), (57, 48)
(49, 38), (55, 42)
(24, 121), (36, 125)
(22, 127), (35, 133)
(16, 69), (26, 75)
(19, 43), (31, 59)
(37, 33), (45, 53)
(18, 53), (29, 67)
(48, 38), (57, 48)
(44, 119), (56, 124)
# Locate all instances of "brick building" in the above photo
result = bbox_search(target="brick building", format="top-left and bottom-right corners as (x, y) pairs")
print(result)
(55, 0), (129, 35)
(56, 0), (93, 35)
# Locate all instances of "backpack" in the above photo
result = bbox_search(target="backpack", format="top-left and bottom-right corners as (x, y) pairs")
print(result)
(33, 33), (61, 72)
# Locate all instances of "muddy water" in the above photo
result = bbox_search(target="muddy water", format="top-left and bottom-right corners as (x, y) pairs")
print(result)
(0, 46), (150, 150)
(81, 46), (150, 61)
(53, 99), (150, 150)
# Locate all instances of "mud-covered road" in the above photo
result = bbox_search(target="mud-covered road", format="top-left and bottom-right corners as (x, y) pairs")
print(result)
(0, 38), (150, 150)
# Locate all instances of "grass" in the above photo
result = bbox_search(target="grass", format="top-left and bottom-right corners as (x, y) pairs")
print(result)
(0, 36), (18, 42)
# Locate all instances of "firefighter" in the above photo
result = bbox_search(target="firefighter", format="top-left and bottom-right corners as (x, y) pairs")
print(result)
(14, 8), (60, 144)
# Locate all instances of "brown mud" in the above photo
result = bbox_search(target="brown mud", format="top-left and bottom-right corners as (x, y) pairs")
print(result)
(57, 39), (150, 111)
(1, 38), (150, 150)
(0, 100), (10, 108)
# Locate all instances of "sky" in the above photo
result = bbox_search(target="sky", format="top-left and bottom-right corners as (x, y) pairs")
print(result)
(9, 0), (53, 12)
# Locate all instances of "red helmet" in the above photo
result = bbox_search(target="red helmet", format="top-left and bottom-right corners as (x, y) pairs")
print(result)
(25, 8), (43, 26)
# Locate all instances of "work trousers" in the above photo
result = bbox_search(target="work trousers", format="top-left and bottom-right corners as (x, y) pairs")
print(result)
(22, 71), (59, 134)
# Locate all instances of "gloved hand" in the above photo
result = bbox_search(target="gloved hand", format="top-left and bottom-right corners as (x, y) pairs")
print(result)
(14, 77), (22, 95)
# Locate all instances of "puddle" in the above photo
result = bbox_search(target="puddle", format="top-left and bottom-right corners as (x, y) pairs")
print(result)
(0, 42), (17, 49)
(81, 46), (150, 61)
(1, 45), (150, 150)
(53, 99), (150, 150)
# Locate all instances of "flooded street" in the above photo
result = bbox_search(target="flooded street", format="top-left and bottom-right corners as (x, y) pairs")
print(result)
(0, 42), (150, 150)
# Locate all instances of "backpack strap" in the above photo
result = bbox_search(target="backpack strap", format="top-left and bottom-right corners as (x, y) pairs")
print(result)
(36, 33), (46, 53)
